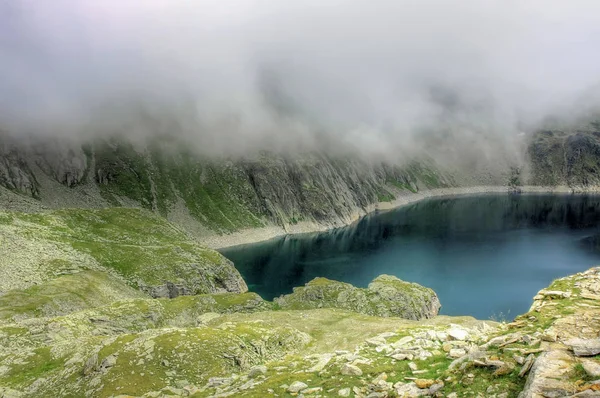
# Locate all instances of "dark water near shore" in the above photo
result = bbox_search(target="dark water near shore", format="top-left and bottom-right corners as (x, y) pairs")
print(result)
(221, 194), (600, 319)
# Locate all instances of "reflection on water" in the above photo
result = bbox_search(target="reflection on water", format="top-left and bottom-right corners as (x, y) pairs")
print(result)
(221, 194), (600, 319)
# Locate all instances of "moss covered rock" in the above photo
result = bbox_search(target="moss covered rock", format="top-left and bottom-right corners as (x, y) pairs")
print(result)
(274, 275), (441, 320)
(0, 208), (248, 301)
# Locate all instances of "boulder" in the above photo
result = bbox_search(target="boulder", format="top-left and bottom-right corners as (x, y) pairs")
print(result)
(275, 275), (441, 320)
(341, 364), (363, 376)
(566, 338), (600, 356)
(287, 381), (308, 393)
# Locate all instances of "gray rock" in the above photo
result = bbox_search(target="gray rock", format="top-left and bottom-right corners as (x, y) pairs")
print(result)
(248, 365), (268, 378)
(83, 353), (98, 375)
(275, 275), (441, 320)
(100, 355), (117, 370)
(582, 360), (600, 378)
(447, 328), (469, 341)
(566, 338), (600, 356)
(287, 381), (309, 393)
(449, 348), (467, 358)
(341, 364), (363, 376)
(519, 354), (535, 377)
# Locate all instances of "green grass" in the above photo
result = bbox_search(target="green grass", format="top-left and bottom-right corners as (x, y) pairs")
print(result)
(2, 347), (65, 387)
(1, 208), (244, 309)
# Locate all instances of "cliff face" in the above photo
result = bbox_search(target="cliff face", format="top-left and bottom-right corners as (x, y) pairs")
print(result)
(2, 121), (600, 238)
(0, 134), (457, 236)
(274, 275), (441, 320)
(526, 121), (600, 187)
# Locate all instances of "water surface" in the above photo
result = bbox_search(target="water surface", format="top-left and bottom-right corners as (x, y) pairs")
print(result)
(221, 194), (600, 319)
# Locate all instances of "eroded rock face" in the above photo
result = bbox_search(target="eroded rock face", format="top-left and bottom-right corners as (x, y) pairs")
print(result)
(516, 267), (600, 398)
(274, 274), (441, 320)
(138, 260), (248, 298)
(0, 139), (38, 197)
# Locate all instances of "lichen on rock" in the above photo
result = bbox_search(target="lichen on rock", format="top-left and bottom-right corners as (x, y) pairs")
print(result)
(275, 274), (441, 319)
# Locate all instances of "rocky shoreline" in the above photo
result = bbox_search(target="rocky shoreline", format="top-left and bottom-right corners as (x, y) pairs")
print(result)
(203, 185), (592, 249)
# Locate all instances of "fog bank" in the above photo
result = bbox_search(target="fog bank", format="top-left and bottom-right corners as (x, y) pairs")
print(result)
(2, 0), (600, 160)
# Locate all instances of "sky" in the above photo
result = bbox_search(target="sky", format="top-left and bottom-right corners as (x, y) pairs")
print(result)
(1, 0), (600, 159)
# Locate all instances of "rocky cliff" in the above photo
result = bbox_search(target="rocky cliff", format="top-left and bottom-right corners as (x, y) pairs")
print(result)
(275, 275), (441, 320)
(526, 121), (600, 188)
(2, 121), (600, 244)
(0, 133), (481, 241)
(2, 220), (600, 398)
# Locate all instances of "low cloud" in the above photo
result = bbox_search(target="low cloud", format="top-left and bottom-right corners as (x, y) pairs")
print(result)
(1, 0), (600, 161)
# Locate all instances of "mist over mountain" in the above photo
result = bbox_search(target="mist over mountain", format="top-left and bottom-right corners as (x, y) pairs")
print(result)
(2, 0), (600, 161)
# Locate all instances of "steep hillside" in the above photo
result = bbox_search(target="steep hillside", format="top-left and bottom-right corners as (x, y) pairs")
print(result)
(2, 121), (600, 244)
(2, 233), (600, 398)
(0, 208), (246, 302)
(0, 135), (459, 237)
(526, 121), (600, 187)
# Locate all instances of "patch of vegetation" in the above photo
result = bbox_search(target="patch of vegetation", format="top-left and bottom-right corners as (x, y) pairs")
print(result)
(0, 270), (146, 323)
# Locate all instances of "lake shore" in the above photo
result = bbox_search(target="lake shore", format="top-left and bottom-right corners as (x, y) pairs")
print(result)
(202, 184), (596, 249)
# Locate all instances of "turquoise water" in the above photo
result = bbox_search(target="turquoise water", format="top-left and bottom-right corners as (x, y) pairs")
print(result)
(221, 194), (600, 319)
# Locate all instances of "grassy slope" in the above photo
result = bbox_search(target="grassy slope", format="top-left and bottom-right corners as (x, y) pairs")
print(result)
(0, 207), (246, 321)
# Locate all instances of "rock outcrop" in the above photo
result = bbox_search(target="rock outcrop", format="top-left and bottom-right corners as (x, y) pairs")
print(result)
(275, 275), (441, 320)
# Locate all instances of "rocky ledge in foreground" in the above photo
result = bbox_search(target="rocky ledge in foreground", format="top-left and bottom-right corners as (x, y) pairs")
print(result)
(1, 266), (600, 397)
(275, 274), (441, 320)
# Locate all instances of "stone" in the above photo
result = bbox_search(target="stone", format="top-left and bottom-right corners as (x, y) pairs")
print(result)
(539, 290), (572, 299)
(493, 363), (514, 376)
(566, 338), (600, 356)
(248, 365), (267, 378)
(449, 348), (467, 358)
(447, 328), (469, 341)
(366, 337), (387, 347)
(582, 360), (600, 378)
(429, 383), (444, 394)
(519, 354), (535, 377)
(447, 393), (458, 398)
(275, 275), (441, 320)
(338, 388), (351, 397)
(100, 355), (117, 370)
(372, 373), (388, 383)
(341, 364), (363, 376)
(196, 312), (221, 326)
(308, 353), (333, 372)
(303, 387), (323, 394)
(414, 379), (435, 389)
(287, 381), (308, 393)
(396, 382), (422, 397)
(392, 336), (414, 348)
(83, 353), (98, 376)
(408, 362), (418, 371)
